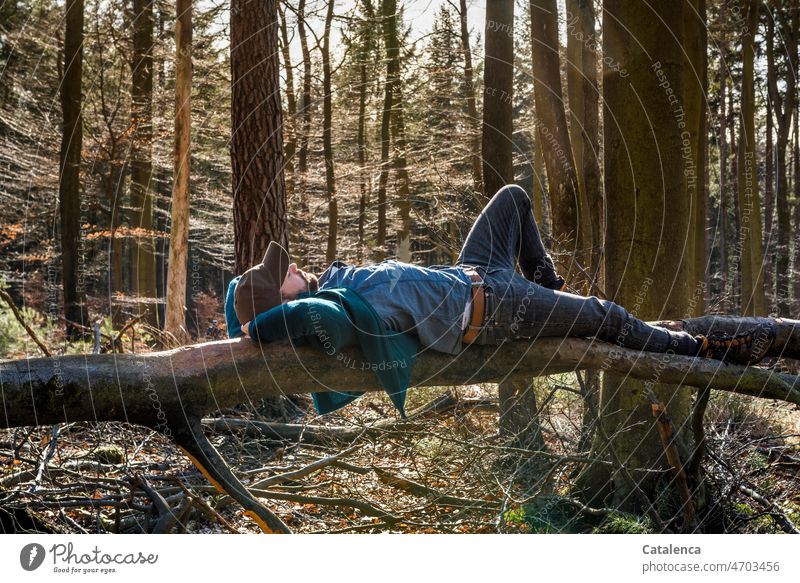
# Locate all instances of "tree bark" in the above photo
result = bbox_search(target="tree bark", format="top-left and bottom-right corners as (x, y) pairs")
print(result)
(297, 0), (312, 174)
(230, 0), (288, 275)
(129, 0), (156, 317)
(565, 0), (601, 285)
(565, 0), (593, 267)
(164, 0), (192, 343)
(278, 4), (296, 193)
(356, 0), (375, 263)
(737, 0), (766, 316)
(458, 0), (482, 195)
(375, 26), (391, 262)
(718, 44), (729, 311)
(530, 0), (581, 266)
(382, 0), (412, 262)
(321, 0), (338, 263)
(596, 0), (693, 511)
(765, 46), (774, 310)
(59, 0), (88, 336)
(766, 6), (797, 314)
(683, 0), (707, 315)
(482, 0), (514, 202)
(794, 96), (800, 312)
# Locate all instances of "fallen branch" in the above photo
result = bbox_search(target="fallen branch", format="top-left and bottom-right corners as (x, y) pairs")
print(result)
(248, 489), (397, 521)
(0, 287), (51, 356)
(249, 443), (361, 490)
(737, 484), (800, 534)
(372, 466), (500, 510)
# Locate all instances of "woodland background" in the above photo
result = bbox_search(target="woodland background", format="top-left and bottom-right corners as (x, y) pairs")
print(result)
(0, 0), (799, 534)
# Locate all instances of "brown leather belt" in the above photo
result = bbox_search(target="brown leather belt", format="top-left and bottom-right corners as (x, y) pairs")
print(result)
(462, 268), (485, 344)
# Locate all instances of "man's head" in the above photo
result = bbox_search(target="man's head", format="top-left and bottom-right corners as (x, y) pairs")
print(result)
(233, 242), (318, 323)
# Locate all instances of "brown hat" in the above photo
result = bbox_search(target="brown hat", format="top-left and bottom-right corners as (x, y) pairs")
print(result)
(234, 241), (291, 324)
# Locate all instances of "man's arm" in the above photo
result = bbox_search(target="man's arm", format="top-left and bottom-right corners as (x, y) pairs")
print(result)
(247, 298), (358, 352)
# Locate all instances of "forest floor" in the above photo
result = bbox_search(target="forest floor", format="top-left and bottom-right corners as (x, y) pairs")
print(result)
(1, 309), (799, 534)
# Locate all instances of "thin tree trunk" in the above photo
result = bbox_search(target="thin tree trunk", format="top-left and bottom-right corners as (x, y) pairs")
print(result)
(59, 0), (87, 336)
(718, 53), (729, 311)
(483, 0), (514, 202)
(794, 98), (800, 312)
(458, 0), (482, 195)
(322, 0), (337, 263)
(565, 0), (592, 262)
(530, 0), (581, 268)
(737, 0), (766, 316)
(766, 8), (797, 314)
(765, 62), (774, 309)
(130, 0), (156, 317)
(566, 0), (601, 285)
(375, 40), (391, 262)
(382, 0), (412, 262)
(791, 100), (800, 314)
(230, 0), (288, 275)
(356, 0), (375, 263)
(165, 0), (192, 342)
(278, 4), (296, 194)
(729, 67), (741, 309)
(297, 0), (312, 174)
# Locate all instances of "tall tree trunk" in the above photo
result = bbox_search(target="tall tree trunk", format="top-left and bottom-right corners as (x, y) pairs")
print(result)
(382, 0), (412, 262)
(322, 0), (338, 263)
(164, 0), (192, 342)
(565, 0), (592, 264)
(729, 67), (741, 309)
(794, 101), (800, 311)
(356, 0), (375, 263)
(765, 68), (774, 310)
(59, 0), (87, 335)
(566, 0), (601, 285)
(718, 52), (729, 312)
(297, 0), (312, 174)
(278, 4), (296, 194)
(130, 0), (156, 317)
(586, 0), (693, 513)
(375, 38), (391, 262)
(458, 0), (482, 196)
(483, 0), (514, 201)
(766, 7), (797, 314)
(530, 0), (581, 270)
(737, 0), (766, 316)
(230, 0), (288, 275)
(683, 0), (707, 315)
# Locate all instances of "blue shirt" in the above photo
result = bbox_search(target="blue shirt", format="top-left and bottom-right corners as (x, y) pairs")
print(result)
(318, 260), (472, 355)
(225, 277), (419, 415)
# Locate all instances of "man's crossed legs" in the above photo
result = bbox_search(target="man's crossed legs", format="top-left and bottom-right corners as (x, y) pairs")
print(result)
(456, 185), (774, 364)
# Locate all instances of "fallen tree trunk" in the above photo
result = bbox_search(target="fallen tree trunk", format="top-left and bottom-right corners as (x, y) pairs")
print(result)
(2, 315), (798, 533)
(1, 316), (799, 431)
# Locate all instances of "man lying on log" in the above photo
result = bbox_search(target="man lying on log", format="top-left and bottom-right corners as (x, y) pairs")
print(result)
(227, 184), (777, 417)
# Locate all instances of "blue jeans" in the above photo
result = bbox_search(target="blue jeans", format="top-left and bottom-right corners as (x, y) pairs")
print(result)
(456, 185), (699, 356)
